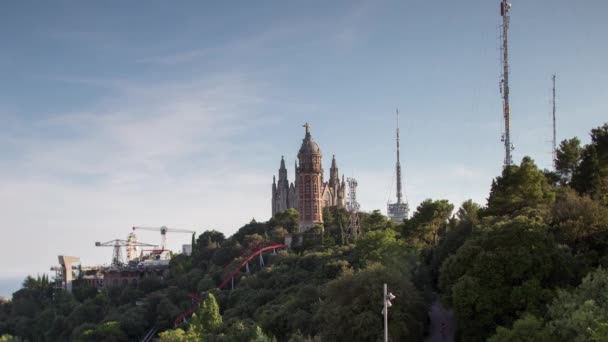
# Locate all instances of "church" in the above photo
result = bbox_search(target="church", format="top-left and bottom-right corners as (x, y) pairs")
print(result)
(271, 123), (346, 231)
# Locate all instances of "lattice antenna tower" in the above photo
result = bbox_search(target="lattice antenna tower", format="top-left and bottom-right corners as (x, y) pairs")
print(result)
(346, 177), (361, 239)
(387, 109), (409, 222)
(499, 0), (514, 167)
(395, 109), (404, 204)
(552, 74), (557, 169)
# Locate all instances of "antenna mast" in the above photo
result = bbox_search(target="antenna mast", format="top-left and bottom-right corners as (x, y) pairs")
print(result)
(500, 0), (514, 167)
(552, 74), (557, 168)
(387, 109), (409, 222)
(395, 109), (403, 203)
(346, 177), (361, 240)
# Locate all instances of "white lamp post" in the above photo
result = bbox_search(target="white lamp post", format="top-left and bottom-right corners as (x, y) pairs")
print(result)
(382, 283), (396, 342)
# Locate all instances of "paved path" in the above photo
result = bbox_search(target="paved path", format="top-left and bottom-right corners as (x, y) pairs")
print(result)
(424, 299), (456, 342)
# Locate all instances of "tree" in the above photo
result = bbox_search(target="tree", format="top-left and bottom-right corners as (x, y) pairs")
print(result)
(360, 210), (394, 231)
(269, 208), (300, 233)
(403, 199), (454, 249)
(77, 321), (128, 342)
(354, 228), (406, 267)
(302, 224), (324, 249)
(190, 292), (223, 336)
(486, 157), (555, 218)
(430, 200), (480, 285)
(456, 200), (481, 224)
(572, 123), (608, 204)
(555, 137), (582, 184)
(488, 314), (550, 342)
(550, 187), (608, 271)
(158, 328), (200, 342)
(322, 206), (349, 245)
(198, 230), (226, 246)
(490, 267), (608, 342)
(159, 328), (187, 342)
(316, 263), (427, 342)
(439, 217), (574, 341)
(543, 267), (608, 341)
(209, 319), (274, 342)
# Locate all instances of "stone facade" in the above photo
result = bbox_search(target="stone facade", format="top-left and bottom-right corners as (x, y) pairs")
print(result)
(272, 123), (346, 231)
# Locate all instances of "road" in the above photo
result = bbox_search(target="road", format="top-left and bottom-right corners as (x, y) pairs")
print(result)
(424, 298), (456, 342)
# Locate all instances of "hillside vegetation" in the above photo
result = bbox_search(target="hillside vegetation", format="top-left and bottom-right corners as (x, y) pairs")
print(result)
(1, 123), (608, 341)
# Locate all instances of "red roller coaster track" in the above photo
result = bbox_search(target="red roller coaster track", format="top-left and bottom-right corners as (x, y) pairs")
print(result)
(222, 241), (283, 269)
(173, 241), (288, 327)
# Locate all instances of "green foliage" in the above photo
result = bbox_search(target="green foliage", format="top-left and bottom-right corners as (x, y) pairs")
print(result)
(488, 314), (549, 342)
(430, 200), (480, 286)
(354, 228), (409, 269)
(287, 331), (322, 342)
(232, 221), (269, 246)
(543, 267), (608, 341)
(77, 321), (128, 342)
(439, 217), (574, 341)
(403, 199), (454, 250)
(269, 208), (300, 233)
(322, 206), (349, 245)
(555, 137), (582, 184)
(118, 306), (149, 339)
(197, 292), (223, 333)
(316, 263), (427, 342)
(550, 187), (608, 272)
(302, 224), (324, 249)
(208, 319), (275, 342)
(490, 267), (608, 342)
(159, 328), (189, 342)
(486, 157), (556, 218)
(360, 209), (395, 231)
(572, 123), (608, 204)
(72, 280), (99, 302)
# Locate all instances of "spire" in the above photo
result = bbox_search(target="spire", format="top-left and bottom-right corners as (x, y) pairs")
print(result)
(278, 156), (288, 182)
(395, 108), (403, 204)
(329, 155), (339, 186)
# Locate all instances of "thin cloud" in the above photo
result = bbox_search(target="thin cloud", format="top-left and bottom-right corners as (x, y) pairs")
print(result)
(0, 72), (282, 276)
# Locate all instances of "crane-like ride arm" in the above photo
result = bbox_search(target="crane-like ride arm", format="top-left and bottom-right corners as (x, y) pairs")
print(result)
(132, 226), (196, 251)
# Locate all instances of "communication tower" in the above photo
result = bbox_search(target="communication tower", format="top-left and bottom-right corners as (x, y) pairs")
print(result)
(552, 74), (557, 169)
(346, 177), (361, 239)
(387, 109), (409, 222)
(499, 0), (514, 167)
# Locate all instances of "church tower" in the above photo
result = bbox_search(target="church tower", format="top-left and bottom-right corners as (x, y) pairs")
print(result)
(329, 155), (339, 187)
(272, 156), (294, 216)
(296, 123), (324, 230)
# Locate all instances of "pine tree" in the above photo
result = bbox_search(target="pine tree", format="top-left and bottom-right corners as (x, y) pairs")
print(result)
(199, 292), (222, 333)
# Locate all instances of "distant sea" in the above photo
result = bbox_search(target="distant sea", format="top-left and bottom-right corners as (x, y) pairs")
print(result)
(0, 277), (25, 299)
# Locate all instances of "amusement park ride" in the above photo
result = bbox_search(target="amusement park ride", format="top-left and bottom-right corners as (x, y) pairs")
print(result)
(173, 240), (288, 327)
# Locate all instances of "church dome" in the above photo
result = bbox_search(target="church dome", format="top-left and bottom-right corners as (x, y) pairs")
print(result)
(299, 137), (321, 155)
(298, 122), (321, 155)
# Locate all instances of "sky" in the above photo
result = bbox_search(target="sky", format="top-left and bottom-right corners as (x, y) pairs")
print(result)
(1, 0), (607, 295)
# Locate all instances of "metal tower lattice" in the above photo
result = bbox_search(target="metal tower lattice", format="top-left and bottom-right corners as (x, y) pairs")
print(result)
(346, 177), (361, 239)
(500, 0), (514, 167)
(387, 109), (409, 222)
(552, 74), (557, 169)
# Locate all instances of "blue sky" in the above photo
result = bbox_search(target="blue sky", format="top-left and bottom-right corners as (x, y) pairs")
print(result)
(1, 0), (607, 294)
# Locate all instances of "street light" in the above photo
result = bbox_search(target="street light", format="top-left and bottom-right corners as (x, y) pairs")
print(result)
(382, 283), (396, 342)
